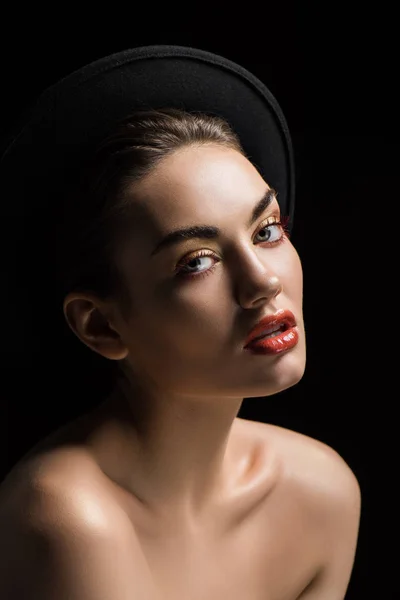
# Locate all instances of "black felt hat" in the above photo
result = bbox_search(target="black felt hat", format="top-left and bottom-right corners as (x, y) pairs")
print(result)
(0, 45), (295, 361)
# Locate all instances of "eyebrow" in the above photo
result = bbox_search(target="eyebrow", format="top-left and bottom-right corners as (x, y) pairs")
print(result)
(150, 187), (277, 257)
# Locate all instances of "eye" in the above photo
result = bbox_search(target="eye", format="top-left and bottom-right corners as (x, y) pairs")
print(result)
(255, 221), (282, 243)
(176, 216), (290, 279)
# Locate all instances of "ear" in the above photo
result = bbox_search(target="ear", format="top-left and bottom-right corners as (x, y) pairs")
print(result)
(62, 293), (129, 361)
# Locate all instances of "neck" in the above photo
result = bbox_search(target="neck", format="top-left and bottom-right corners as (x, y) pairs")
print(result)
(90, 373), (245, 527)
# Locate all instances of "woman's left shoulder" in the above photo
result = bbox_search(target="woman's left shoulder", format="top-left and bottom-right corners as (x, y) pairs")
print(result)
(248, 419), (360, 494)
(250, 423), (361, 541)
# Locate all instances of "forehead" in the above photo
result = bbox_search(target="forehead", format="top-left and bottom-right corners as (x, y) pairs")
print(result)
(127, 145), (269, 228)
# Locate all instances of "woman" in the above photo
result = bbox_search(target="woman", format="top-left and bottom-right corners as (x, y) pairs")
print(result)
(0, 46), (360, 599)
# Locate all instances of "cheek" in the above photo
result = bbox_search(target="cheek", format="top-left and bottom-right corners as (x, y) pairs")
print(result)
(281, 245), (303, 293)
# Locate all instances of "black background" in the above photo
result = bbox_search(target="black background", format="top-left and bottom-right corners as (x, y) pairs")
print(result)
(0, 6), (397, 598)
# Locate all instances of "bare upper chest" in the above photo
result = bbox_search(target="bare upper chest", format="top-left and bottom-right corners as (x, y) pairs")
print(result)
(128, 490), (318, 600)
(99, 423), (321, 599)
(1, 419), (323, 600)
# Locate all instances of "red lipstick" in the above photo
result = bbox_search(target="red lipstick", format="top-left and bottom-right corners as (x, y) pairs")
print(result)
(244, 309), (299, 355)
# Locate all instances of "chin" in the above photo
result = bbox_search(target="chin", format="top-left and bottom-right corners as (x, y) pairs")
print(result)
(272, 349), (306, 392)
(247, 347), (307, 398)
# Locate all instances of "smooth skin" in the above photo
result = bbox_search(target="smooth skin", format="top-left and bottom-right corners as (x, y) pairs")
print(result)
(0, 144), (361, 599)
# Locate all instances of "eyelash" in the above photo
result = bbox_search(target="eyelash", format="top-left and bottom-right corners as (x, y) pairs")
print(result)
(175, 215), (291, 280)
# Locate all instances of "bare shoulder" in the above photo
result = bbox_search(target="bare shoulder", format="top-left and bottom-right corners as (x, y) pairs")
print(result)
(247, 419), (361, 497)
(0, 450), (156, 599)
(248, 420), (362, 599)
(0, 447), (125, 532)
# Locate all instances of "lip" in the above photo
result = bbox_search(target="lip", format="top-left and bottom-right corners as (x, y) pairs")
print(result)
(244, 309), (297, 348)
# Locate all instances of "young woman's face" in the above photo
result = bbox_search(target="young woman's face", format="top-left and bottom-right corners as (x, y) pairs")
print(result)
(114, 144), (305, 399)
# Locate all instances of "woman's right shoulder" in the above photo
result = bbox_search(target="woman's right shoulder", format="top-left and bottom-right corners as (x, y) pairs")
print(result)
(0, 447), (123, 536)
(0, 450), (155, 599)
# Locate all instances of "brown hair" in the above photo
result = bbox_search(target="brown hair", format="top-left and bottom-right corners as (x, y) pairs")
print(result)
(55, 107), (246, 320)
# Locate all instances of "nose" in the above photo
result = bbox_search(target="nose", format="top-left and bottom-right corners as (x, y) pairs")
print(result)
(234, 254), (283, 308)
